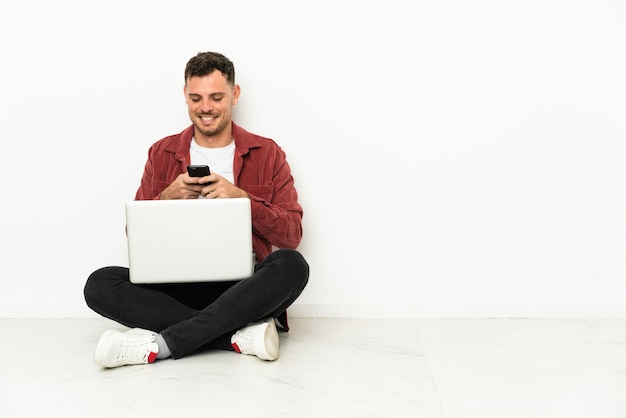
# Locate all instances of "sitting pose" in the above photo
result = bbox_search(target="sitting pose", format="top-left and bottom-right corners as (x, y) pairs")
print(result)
(84, 51), (309, 368)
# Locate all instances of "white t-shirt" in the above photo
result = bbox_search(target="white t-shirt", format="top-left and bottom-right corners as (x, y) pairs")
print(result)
(190, 138), (236, 183)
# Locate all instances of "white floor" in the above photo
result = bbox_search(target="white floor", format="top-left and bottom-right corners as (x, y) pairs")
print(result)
(1, 318), (625, 417)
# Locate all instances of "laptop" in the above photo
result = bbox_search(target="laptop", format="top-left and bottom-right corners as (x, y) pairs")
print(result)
(125, 198), (255, 284)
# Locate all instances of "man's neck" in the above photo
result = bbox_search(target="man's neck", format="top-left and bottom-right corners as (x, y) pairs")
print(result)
(194, 129), (233, 148)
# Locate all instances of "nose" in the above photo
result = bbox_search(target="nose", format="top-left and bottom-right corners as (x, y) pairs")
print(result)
(199, 98), (213, 113)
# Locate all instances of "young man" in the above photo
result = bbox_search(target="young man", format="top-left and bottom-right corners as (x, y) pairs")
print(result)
(84, 52), (309, 368)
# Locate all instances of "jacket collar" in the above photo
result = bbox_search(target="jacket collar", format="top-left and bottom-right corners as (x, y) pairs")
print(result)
(165, 122), (261, 161)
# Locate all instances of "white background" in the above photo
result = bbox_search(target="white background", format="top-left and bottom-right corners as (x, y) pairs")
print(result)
(1, 0), (625, 318)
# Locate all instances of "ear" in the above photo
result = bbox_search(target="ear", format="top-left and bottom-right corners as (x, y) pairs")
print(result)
(232, 84), (241, 105)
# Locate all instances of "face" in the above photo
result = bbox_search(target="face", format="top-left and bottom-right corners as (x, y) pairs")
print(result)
(184, 70), (240, 140)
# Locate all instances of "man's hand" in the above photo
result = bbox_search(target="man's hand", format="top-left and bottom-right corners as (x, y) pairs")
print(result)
(160, 172), (249, 200)
(199, 173), (250, 199)
(159, 173), (205, 200)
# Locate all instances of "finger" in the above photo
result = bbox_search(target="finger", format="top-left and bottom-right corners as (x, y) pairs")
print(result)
(200, 175), (213, 185)
(181, 191), (200, 199)
(187, 185), (203, 196)
(202, 187), (215, 198)
(180, 172), (194, 185)
(183, 173), (209, 185)
(184, 177), (203, 185)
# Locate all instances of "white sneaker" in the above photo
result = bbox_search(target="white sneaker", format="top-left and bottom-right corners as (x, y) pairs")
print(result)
(231, 318), (279, 361)
(94, 328), (159, 368)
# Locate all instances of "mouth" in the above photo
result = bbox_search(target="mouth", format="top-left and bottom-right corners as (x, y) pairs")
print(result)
(199, 114), (217, 123)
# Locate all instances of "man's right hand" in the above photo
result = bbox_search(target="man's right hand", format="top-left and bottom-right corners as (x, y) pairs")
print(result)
(159, 173), (205, 200)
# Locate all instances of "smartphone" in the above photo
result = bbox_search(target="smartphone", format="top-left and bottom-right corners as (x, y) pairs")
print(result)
(187, 165), (211, 177)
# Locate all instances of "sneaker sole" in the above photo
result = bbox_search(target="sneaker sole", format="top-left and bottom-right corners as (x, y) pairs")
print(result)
(256, 319), (279, 361)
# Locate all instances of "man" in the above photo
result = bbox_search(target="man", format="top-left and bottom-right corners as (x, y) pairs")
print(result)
(84, 51), (309, 368)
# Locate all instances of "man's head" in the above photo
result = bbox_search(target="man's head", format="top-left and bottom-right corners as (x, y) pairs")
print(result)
(185, 52), (236, 86)
(184, 52), (240, 144)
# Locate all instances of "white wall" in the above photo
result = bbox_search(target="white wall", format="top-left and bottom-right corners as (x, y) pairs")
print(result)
(1, 0), (625, 318)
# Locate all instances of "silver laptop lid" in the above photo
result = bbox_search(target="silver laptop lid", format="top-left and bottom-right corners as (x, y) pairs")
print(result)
(126, 198), (254, 284)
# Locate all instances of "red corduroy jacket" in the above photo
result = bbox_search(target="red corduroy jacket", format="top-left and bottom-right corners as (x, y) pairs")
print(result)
(133, 122), (303, 329)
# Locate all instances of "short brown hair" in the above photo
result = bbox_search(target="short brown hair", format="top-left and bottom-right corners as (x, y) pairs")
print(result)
(184, 52), (235, 85)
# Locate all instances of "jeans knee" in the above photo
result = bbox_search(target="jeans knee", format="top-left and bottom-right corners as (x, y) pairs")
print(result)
(274, 248), (309, 290)
(83, 266), (121, 310)
(84, 268), (103, 309)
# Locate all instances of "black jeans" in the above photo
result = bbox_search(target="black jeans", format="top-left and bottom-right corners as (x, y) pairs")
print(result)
(84, 248), (309, 359)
